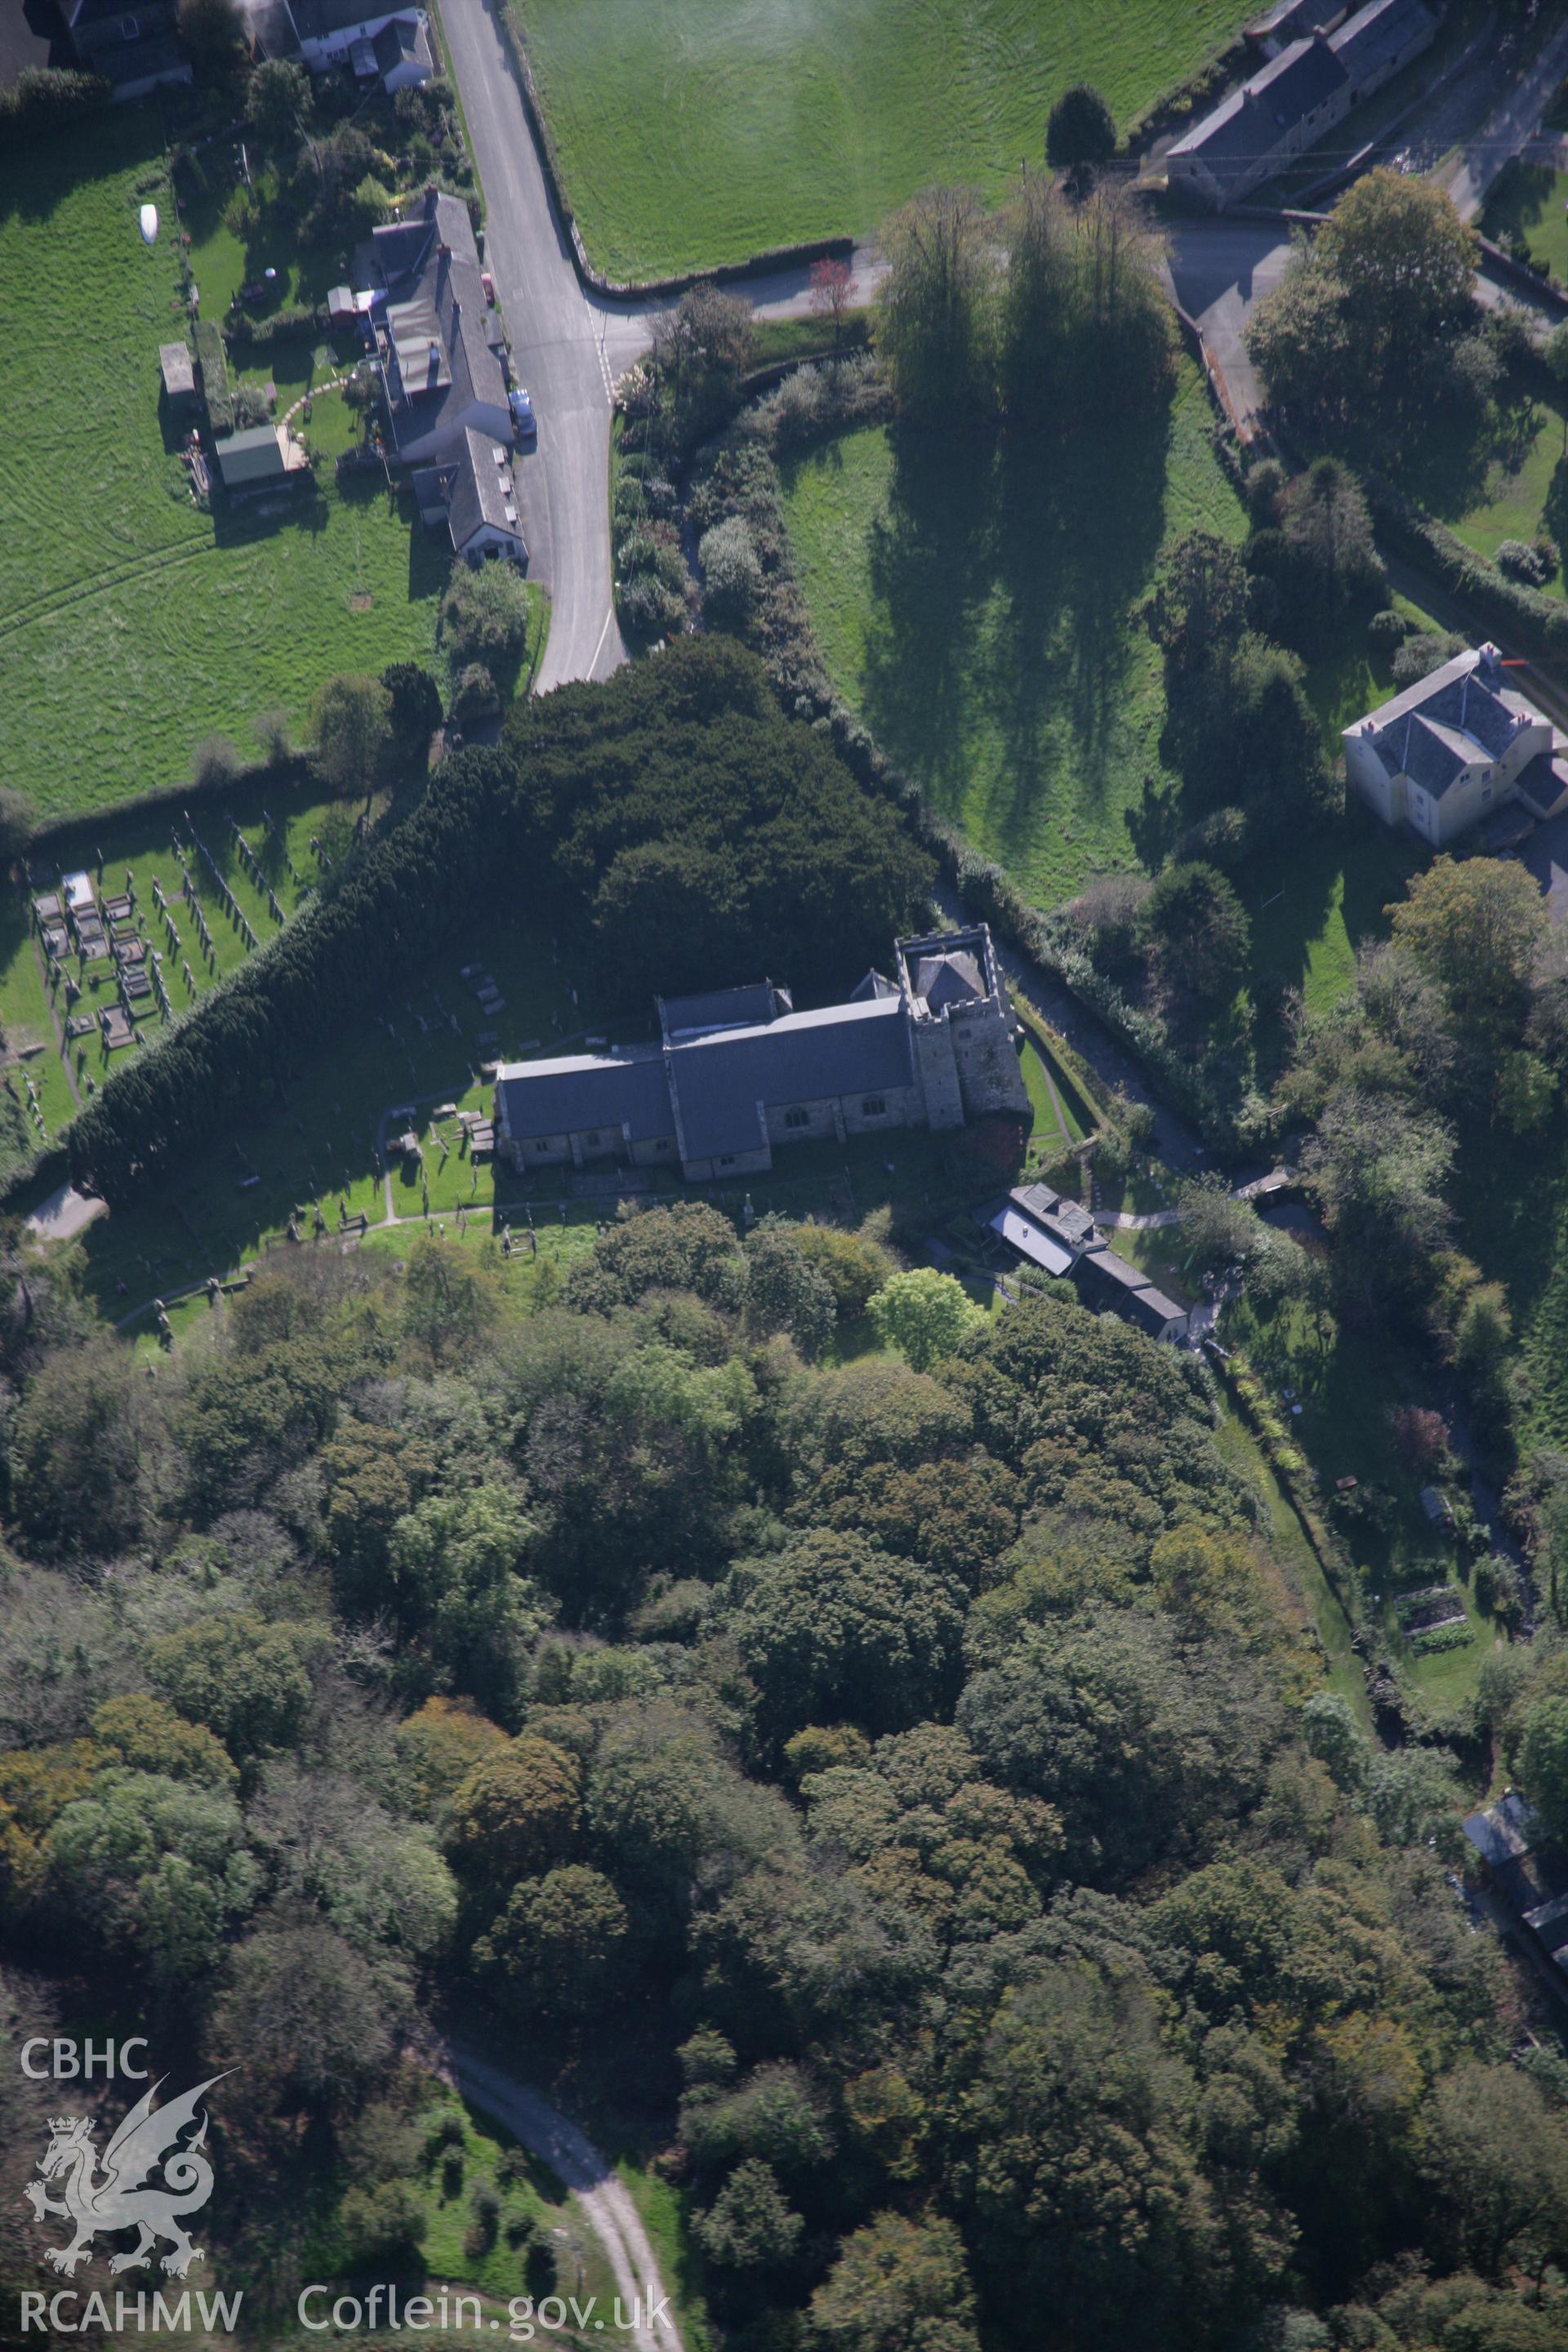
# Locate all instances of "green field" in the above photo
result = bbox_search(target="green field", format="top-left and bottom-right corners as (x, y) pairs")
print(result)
(0, 114), (447, 820)
(509, 0), (1250, 279)
(779, 363), (1247, 909)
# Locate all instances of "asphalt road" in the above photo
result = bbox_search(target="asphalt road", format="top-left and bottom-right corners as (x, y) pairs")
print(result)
(439, 0), (626, 691)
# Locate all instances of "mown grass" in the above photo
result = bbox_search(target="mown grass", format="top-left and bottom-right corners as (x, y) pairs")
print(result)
(0, 113), (446, 821)
(779, 361), (1247, 910)
(510, 0), (1251, 279)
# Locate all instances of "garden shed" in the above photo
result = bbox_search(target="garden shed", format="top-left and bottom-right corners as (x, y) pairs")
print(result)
(158, 341), (196, 405)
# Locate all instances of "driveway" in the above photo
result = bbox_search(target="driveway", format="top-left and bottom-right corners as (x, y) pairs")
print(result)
(1163, 216), (1295, 430)
(1434, 12), (1568, 222)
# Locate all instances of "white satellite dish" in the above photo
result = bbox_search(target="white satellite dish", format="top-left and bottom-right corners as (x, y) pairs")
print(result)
(139, 203), (158, 244)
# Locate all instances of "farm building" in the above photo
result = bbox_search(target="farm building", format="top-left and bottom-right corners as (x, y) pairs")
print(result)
(1168, 0), (1437, 208)
(158, 342), (197, 409)
(1343, 642), (1568, 847)
(495, 927), (1029, 1183)
(979, 1183), (1191, 1345)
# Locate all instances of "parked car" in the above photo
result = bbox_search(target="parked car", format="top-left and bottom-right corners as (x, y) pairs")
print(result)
(510, 388), (537, 440)
(481, 270), (496, 305)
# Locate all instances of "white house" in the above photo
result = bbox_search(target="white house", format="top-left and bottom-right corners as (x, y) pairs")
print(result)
(1343, 643), (1568, 848)
(412, 428), (527, 567)
(283, 0), (430, 77)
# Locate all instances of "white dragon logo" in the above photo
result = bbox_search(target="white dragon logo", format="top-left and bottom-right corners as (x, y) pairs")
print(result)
(24, 2074), (229, 2278)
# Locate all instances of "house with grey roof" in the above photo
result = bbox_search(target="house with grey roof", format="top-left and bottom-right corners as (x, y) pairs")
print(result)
(412, 425), (526, 565)
(283, 0), (430, 78)
(494, 926), (1030, 1183)
(978, 1183), (1190, 1344)
(67, 0), (190, 96)
(374, 194), (510, 468)
(1327, 0), (1436, 98)
(1168, 0), (1435, 209)
(1166, 35), (1351, 208)
(212, 424), (310, 495)
(1343, 642), (1568, 847)
(372, 12), (433, 88)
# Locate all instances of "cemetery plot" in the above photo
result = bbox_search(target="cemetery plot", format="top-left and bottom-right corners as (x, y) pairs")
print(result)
(0, 780), (374, 1157)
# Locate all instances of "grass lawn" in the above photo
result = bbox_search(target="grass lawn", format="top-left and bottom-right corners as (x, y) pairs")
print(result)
(510, 0), (1251, 279)
(281, 2072), (628, 2349)
(0, 111), (447, 821)
(1441, 398), (1568, 590)
(779, 361), (1247, 909)
(1480, 158), (1568, 288)
(1211, 1410), (1372, 1727)
(1234, 588), (1438, 1069)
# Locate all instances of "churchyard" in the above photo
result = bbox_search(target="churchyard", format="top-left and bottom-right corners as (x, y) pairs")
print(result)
(0, 778), (369, 1174)
(67, 904), (1065, 1343)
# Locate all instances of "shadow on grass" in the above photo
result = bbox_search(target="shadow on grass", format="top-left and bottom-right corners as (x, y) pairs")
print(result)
(853, 412), (1168, 856)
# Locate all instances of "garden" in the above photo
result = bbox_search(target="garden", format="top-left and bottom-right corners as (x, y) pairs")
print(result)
(0, 106), (448, 822)
(507, 0), (1252, 278)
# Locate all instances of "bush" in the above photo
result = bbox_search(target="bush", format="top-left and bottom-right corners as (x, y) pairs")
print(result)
(233, 384), (272, 430)
(1497, 537), (1552, 586)
(1367, 607), (1407, 653)
(442, 564), (532, 670)
(619, 574), (684, 639)
(0, 68), (112, 143)
(700, 517), (764, 631)
(1475, 1552), (1525, 1629)
(451, 663), (500, 724)
(192, 734), (243, 791)
(1243, 457), (1286, 527)
(340, 2180), (426, 2262)
(1391, 630), (1466, 693)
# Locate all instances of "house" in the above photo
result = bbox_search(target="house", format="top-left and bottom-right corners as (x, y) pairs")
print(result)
(283, 0), (430, 77)
(65, 0), (191, 96)
(494, 926), (1030, 1184)
(980, 1182), (1191, 1344)
(412, 427), (527, 565)
(212, 424), (310, 494)
(1169, 0), (1437, 209)
(368, 189), (511, 469)
(372, 12), (433, 89)
(1343, 642), (1568, 847)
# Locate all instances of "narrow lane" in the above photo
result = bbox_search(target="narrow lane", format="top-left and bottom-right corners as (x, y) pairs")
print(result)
(437, 0), (626, 688)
